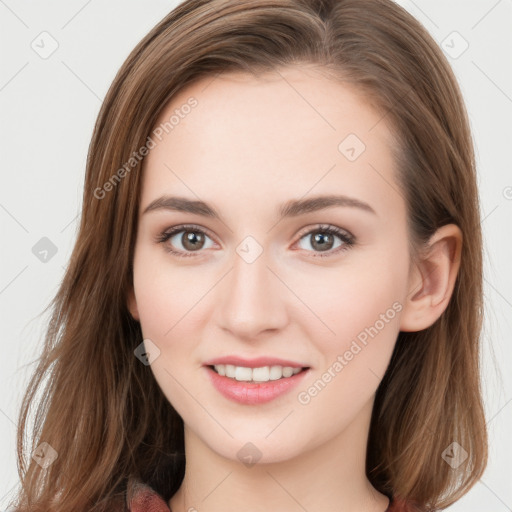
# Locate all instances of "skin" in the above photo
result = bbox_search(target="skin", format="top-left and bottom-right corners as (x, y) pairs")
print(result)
(127, 65), (462, 512)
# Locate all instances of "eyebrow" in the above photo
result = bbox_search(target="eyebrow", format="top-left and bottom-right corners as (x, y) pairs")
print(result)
(142, 194), (377, 219)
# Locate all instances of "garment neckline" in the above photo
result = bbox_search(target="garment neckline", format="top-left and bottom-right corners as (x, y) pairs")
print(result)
(126, 475), (411, 512)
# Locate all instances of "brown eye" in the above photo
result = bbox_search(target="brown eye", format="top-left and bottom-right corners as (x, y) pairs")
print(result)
(309, 232), (336, 252)
(180, 230), (206, 251)
(157, 225), (215, 257)
(296, 225), (354, 257)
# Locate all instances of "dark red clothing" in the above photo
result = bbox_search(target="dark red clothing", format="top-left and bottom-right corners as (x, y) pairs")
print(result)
(126, 475), (422, 511)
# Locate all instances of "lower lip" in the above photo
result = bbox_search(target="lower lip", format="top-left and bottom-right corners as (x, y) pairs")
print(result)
(205, 366), (310, 405)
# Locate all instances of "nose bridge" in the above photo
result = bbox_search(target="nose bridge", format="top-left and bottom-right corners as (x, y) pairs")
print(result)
(216, 240), (287, 338)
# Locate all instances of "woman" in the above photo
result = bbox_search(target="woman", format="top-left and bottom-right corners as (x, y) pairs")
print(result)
(10, 0), (487, 510)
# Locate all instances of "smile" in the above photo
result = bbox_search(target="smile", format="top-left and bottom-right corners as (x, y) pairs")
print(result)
(212, 364), (303, 382)
(204, 365), (310, 405)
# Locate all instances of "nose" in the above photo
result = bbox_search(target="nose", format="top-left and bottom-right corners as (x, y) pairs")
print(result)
(215, 246), (289, 341)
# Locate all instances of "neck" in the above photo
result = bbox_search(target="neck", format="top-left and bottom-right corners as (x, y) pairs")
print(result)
(169, 398), (390, 512)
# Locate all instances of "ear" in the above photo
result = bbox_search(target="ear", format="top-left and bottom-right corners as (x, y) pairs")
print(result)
(127, 285), (140, 322)
(400, 224), (462, 332)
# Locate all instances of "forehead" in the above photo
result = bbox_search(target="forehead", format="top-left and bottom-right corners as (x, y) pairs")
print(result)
(140, 66), (403, 221)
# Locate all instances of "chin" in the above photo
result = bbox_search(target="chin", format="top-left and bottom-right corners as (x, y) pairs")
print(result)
(194, 424), (315, 466)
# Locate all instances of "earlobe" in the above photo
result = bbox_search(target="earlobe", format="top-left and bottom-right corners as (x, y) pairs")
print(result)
(399, 224), (462, 332)
(127, 287), (140, 322)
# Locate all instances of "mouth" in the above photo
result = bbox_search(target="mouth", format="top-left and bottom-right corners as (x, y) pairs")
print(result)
(203, 360), (311, 405)
(207, 364), (309, 383)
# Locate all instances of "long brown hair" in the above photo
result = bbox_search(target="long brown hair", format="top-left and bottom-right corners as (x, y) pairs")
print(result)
(10, 0), (487, 510)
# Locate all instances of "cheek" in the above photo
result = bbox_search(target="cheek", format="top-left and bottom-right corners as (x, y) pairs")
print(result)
(131, 251), (206, 412)
(297, 260), (405, 344)
(290, 245), (407, 397)
(132, 246), (209, 337)
(132, 271), (176, 339)
(295, 271), (403, 425)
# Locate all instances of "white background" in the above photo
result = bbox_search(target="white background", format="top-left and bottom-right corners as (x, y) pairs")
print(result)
(1, 0), (511, 510)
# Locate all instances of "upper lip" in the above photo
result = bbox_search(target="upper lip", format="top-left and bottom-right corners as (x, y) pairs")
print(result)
(203, 356), (309, 369)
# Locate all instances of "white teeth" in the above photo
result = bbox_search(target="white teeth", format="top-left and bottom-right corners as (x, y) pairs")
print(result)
(252, 366), (270, 382)
(212, 364), (303, 382)
(235, 366), (252, 381)
(269, 365), (282, 380)
(282, 366), (294, 378)
(225, 364), (236, 378)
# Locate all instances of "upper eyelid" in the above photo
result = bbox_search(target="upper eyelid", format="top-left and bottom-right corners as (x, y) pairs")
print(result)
(164, 224), (218, 242)
(295, 223), (353, 240)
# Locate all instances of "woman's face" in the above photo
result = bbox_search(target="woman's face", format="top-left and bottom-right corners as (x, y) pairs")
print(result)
(128, 66), (413, 463)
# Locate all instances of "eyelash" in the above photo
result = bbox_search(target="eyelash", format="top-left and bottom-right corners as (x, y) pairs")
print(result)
(155, 223), (355, 259)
